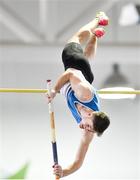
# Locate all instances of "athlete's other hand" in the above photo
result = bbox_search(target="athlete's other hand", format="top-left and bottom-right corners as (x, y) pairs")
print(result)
(52, 163), (63, 178)
(45, 89), (56, 103)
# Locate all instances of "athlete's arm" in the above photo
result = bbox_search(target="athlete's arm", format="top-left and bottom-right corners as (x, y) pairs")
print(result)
(47, 68), (93, 102)
(53, 69), (73, 93)
(69, 69), (94, 101)
(53, 130), (94, 178)
(46, 69), (73, 102)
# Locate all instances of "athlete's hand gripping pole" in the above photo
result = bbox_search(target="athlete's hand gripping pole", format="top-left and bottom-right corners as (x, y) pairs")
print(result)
(47, 80), (60, 180)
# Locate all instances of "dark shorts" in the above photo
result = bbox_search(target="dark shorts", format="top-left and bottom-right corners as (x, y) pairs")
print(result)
(62, 42), (94, 84)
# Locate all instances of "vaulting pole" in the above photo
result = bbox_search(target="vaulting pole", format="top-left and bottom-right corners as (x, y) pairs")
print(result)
(47, 80), (60, 180)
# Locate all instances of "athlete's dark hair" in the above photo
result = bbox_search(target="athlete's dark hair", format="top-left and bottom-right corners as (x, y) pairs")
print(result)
(93, 112), (110, 136)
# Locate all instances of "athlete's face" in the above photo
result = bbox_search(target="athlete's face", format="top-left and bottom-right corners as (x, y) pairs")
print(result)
(79, 107), (96, 133)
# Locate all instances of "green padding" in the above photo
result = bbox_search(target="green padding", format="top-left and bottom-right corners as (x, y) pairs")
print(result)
(7, 162), (29, 179)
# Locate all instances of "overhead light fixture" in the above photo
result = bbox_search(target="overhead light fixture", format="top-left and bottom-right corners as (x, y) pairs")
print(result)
(119, 3), (140, 26)
(99, 63), (136, 99)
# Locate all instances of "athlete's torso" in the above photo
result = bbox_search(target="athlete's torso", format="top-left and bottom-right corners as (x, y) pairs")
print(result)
(65, 85), (100, 123)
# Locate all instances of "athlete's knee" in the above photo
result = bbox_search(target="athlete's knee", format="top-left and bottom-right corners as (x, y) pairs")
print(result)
(77, 30), (91, 44)
(67, 36), (80, 44)
(79, 30), (90, 37)
(68, 30), (90, 44)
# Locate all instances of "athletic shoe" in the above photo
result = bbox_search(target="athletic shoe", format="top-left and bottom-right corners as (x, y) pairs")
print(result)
(93, 27), (105, 38)
(96, 11), (109, 26)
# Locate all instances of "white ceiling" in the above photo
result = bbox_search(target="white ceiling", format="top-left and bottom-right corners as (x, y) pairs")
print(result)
(0, 0), (140, 46)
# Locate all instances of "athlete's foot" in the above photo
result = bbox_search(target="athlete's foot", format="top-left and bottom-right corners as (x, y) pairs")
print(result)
(96, 11), (109, 26)
(92, 27), (105, 38)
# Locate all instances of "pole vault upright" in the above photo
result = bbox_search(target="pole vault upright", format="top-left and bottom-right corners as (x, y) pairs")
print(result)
(47, 80), (60, 180)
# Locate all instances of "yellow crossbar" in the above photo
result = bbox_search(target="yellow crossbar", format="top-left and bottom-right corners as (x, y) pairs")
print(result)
(0, 88), (140, 94)
(0, 88), (48, 93)
(97, 90), (140, 95)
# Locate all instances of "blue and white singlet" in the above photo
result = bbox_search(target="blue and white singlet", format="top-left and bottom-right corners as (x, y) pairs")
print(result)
(60, 83), (100, 123)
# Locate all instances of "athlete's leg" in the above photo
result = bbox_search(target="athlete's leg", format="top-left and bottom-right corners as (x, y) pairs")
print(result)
(67, 12), (108, 45)
(84, 35), (97, 60)
(83, 27), (105, 60)
(62, 17), (100, 84)
(67, 12), (108, 60)
(62, 12), (109, 85)
(67, 18), (99, 45)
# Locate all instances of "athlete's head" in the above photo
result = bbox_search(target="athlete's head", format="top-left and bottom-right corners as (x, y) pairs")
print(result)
(93, 112), (110, 136)
(79, 110), (110, 136)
